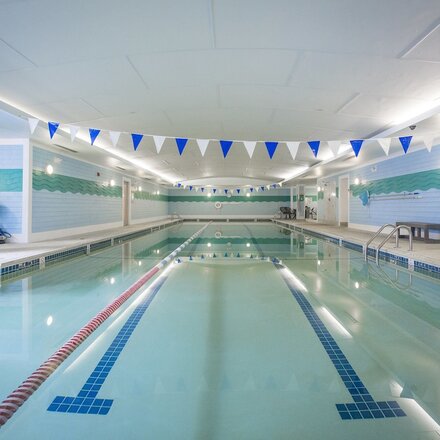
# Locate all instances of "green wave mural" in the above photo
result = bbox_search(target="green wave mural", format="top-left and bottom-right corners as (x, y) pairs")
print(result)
(33, 170), (122, 197)
(133, 191), (168, 202)
(0, 169), (23, 192)
(350, 168), (440, 197)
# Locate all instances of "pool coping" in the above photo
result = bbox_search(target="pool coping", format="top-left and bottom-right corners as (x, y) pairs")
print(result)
(272, 219), (440, 280)
(0, 218), (182, 281)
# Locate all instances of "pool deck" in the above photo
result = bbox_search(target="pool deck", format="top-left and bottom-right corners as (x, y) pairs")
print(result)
(273, 219), (440, 268)
(0, 218), (182, 272)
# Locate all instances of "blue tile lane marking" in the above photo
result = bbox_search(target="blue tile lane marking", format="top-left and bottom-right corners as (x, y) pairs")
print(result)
(47, 275), (168, 416)
(275, 263), (406, 421)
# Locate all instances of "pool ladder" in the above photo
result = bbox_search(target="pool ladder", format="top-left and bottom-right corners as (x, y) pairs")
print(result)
(364, 224), (413, 264)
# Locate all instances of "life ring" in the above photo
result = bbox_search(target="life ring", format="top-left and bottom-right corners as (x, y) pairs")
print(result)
(215, 231), (222, 238)
(215, 201), (222, 209)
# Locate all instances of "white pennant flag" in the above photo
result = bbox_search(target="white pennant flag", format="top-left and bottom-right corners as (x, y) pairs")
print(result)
(377, 138), (391, 156)
(196, 139), (210, 156)
(153, 135), (166, 154)
(327, 140), (341, 157)
(109, 131), (121, 147)
(68, 125), (79, 142)
(243, 141), (256, 158)
(28, 118), (39, 134)
(286, 142), (300, 160)
(423, 135), (435, 152)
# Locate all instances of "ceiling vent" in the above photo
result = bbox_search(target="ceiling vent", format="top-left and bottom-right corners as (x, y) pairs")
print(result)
(115, 166), (126, 171)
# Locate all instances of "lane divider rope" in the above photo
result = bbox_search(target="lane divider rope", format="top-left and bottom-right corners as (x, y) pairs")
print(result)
(0, 222), (210, 428)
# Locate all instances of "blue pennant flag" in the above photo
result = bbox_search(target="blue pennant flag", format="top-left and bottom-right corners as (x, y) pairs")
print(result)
(399, 136), (412, 154)
(260, 186), (265, 191)
(177, 183), (182, 188)
(308, 140), (320, 158)
(175, 138), (188, 155)
(224, 189), (228, 194)
(201, 187), (204, 192)
(48, 122), (59, 139)
(213, 188), (217, 194)
(250, 187), (254, 193)
(189, 186), (193, 191)
(89, 128), (101, 145)
(220, 140), (233, 158)
(265, 141), (278, 159)
(350, 139), (364, 157)
(236, 189), (240, 194)
(131, 133), (143, 151)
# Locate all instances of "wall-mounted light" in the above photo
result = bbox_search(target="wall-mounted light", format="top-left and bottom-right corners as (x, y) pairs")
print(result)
(246, 243), (251, 247)
(110, 179), (115, 187)
(317, 186), (321, 192)
(110, 277), (115, 285)
(331, 192), (336, 197)
(246, 193), (250, 197)
(46, 315), (53, 326)
(354, 178), (360, 185)
(207, 192), (212, 198)
(207, 242), (212, 247)
(355, 282), (360, 289)
(45, 164), (54, 175)
(138, 186), (142, 191)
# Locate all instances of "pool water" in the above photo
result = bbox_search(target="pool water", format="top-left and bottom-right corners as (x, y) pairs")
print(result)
(0, 223), (439, 439)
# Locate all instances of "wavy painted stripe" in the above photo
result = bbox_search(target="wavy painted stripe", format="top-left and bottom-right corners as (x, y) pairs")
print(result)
(351, 168), (440, 197)
(33, 171), (122, 198)
(133, 191), (168, 202)
(0, 169), (23, 192)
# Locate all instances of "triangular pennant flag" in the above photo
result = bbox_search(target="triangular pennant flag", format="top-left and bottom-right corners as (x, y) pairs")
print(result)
(220, 140), (233, 158)
(48, 122), (59, 139)
(286, 142), (300, 160)
(260, 186), (265, 191)
(28, 118), (39, 134)
(265, 141), (278, 159)
(177, 183), (182, 187)
(377, 138), (391, 156)
(308, 140), (320, 158)
(196, 139), (210, 156)
(328, 140), (341, 157)
(189, 186), (193, 191)
(153, 135), (166, 154)
(68, 125), (79, 143)
(109, 131), (121, 147)
(224, 189), (228, 194)
(201, 187), (205, 193)
(89, 128), (101, 145)
(176, 138), (188, 155)
(399, 136), (412, 154)
(236, 189), (240, 194)
(194, 187), (198, 192)
(131, 133), (143, 151)
(423, 135), (435, 152)
(243, 141), (256, 158)
(250, 187), (254, 193)
(350, 139), (364, 157)
(212, 188), (217, 194)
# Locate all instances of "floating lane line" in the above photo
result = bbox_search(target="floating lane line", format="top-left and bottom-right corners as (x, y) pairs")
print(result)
(0, 222), (211, 428)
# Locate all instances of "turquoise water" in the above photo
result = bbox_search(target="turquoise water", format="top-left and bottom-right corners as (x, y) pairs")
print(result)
(0, 223), (439, 439)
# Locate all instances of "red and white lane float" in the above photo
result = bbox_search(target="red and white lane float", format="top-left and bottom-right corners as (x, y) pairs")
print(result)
(0, 222), (210, 427)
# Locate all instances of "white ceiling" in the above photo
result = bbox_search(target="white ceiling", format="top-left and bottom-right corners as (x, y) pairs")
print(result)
(0, 0), (440, 186)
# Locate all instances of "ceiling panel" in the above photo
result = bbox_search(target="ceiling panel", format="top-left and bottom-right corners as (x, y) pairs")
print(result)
(401, 24), (440, 62)
(129, 49), (298, 87)
(213, 0), (440, 56)
(0, 39), (34, 72)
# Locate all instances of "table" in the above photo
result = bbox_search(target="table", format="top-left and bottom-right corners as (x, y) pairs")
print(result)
(396, 222), (440, 243)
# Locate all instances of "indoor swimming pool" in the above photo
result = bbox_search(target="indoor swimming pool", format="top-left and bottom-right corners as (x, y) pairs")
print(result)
(0, 222), (439, 439)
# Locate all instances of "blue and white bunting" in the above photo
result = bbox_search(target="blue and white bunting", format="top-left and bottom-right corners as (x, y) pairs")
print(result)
(265, 141), (278, 159)
(68, 125), (79, 143)
(328, 140), (341, 157)
(286, 141), (300, 160)
(308, 141), (320, 158)
(153, 135), (166, 154)
(220, 140), (233, 158)
(350, 139), (364, 157)
(196, 139), (210, 156)
(48, 122), (59, 139)
(89, 128), (101, 145)
(423, 136), (435, 153)
(131, 133), (143, 151)
(399, 136), (412, 154)
(243, 141), (256, 158)
(28, 118), (39, 134)
(109, 131), (121, 147)
(377, 138), (391, 156)
(176, 138), (188, 155)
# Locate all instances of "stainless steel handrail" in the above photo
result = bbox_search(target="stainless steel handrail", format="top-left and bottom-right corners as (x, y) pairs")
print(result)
(364, 224), (395, 261)
(375, 225), (413, 264)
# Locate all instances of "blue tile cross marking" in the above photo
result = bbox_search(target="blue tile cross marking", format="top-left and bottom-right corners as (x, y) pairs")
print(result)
(47, 276), (168, 416)
(276, 264), (406, 421)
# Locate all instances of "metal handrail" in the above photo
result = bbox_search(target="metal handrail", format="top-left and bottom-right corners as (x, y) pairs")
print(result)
(364, 224), (395, 260)
(375, 225), (413, 264)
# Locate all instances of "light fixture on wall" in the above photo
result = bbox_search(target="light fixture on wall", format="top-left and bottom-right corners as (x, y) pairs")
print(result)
(317, 186), (321, 192)
(110, 179), (115, 187)
(138, 186), (142, 191)
(331, 192), (336, 197)
(45, 164), (54, 175)
(354, 178), (360, 185)
(207, 192), (212, 198)
(246, 192), (250, 197)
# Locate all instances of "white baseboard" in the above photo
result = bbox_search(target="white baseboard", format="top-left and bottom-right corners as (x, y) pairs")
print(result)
(5, 233), (26, 244)
(130, 215), (170, 225)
